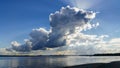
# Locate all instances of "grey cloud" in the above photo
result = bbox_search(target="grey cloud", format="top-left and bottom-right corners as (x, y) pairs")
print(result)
(9, 6), (99, 52)
(47, 6), (96, 47)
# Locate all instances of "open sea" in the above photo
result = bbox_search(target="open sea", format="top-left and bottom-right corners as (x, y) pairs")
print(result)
(0, 56), (120, 68)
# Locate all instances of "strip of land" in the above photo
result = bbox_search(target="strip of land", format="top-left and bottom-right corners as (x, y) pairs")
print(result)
(64, 61), (120, 68)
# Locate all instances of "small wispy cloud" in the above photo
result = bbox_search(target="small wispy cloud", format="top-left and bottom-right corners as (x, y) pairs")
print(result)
(62, 0), (102, 9)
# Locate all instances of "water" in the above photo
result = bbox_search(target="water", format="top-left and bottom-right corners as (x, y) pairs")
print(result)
(0, 56), (120, 68)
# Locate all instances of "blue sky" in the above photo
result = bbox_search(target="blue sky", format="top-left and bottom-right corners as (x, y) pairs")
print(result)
(0, 0), (120, 48)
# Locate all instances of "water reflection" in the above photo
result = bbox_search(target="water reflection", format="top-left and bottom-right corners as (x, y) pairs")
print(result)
(0, 56), (120, 68)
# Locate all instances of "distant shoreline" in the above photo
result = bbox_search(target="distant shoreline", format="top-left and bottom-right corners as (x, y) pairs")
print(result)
(1, 53), (120, 57)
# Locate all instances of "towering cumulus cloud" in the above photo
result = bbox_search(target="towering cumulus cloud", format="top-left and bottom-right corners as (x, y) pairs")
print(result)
(47, 6), (96, 47)
(9, 6), (102, 53)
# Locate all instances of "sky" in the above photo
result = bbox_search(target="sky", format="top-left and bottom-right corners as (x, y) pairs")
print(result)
(0, 0), (65, 47)
(0, 0), (120, 49)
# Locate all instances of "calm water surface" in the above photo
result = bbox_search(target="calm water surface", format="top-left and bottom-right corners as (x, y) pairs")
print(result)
(0, 56), (120, 68)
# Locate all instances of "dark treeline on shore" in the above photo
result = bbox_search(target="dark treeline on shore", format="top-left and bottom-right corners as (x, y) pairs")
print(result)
(93, 53), (120, 56)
